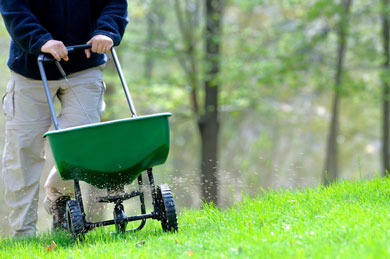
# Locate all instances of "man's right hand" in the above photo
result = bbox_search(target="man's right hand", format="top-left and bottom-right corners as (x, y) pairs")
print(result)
(40, 40), (69, 61)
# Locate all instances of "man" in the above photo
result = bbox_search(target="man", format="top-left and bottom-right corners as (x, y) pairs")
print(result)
(0, 0), (128, 238)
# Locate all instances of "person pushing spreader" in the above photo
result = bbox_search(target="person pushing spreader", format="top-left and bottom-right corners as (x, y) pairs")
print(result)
(38, 45), (178, 238)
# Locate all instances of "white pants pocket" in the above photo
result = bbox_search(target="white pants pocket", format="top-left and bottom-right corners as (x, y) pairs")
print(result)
(98, 80), (106, 116)
(2, 80), (15, 121)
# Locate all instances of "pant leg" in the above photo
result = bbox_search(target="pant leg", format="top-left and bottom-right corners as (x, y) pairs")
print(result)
(2, 71), (60, 238)
(44, 66), (106, 202)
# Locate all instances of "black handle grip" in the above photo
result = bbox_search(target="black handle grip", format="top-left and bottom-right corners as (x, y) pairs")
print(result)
(37, 44), (93, 63)
(67, 44), (92, 53)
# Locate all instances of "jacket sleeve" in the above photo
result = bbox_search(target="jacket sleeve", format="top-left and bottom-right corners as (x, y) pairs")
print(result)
(0, 0), (53, 55)
(92, 0), (129, 46)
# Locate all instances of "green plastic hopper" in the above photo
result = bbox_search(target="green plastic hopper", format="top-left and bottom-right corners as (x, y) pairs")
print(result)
(44, 113), (171, 189)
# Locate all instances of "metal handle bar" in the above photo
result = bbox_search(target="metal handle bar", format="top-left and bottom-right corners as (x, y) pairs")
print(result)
(110, 48), (137, 117)
(37, 44), (93, 63)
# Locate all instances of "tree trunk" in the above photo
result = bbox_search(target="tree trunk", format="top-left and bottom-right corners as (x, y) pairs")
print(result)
(323, 91), (340, 184)
(382, 0), (390, 176)
(198, 0), (223, 204)
(323, 0), (352, 185)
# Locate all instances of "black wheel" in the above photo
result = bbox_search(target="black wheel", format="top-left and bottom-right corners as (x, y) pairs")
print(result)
(66, 200), (85, 239)
(156, 184), (178, 232)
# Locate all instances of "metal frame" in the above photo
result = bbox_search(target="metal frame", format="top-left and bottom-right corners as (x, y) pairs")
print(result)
(83, 168), (159, 232)
(37, 45), (162, 234)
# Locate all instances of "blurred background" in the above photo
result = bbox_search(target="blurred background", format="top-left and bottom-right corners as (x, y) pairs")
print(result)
(0, 0), (387, 235)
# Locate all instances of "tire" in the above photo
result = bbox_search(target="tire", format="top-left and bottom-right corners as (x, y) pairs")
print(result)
(156, 184), (178, 232)
(66, 200), (85, 239)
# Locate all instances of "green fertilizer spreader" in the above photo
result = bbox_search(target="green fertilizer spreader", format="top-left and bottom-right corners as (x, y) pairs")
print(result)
(38, 45), (178, 238)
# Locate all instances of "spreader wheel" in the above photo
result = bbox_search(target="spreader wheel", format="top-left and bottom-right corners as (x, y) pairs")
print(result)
(66, 200), (85, 239)
(157, 184), (178, 232)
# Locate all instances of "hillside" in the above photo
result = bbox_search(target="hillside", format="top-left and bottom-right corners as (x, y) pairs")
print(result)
(1, 178), (390, 258)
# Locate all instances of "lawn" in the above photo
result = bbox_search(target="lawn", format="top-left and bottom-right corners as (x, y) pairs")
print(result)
(2, 178), (390, 258)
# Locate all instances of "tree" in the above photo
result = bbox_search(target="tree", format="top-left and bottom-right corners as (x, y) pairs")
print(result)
(381, 0), (390, 176)
(200, 0), (223, 204)
(169, 0), (223, 204)
(173, 0), (224, 204)
(323, 0), (353, 185)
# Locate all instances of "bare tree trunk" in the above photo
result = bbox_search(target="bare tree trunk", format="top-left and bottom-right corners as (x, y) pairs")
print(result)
(198, 0), (223, 204)
(382, 0), (390, 176)
(323, 90), (340, 184)
(323, 0), (352, 185)
(172, 0), (223, 204)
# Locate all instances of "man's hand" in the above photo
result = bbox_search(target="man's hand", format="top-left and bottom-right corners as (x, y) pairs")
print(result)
(85, 35), (113, 58)
(41, 40), (69, 61)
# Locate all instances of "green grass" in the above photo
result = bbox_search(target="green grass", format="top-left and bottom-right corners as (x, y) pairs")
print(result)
(2, 178), (390, 258)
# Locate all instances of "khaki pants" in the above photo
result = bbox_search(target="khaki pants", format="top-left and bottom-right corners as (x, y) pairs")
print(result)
(2, 66), (105, 238)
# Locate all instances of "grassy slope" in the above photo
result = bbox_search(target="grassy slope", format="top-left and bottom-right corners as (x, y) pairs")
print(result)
(2, 178), (390, 258)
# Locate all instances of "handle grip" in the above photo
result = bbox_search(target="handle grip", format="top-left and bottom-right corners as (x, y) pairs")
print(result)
(67, 44), (92, 53)
(37, 44), (93, 63)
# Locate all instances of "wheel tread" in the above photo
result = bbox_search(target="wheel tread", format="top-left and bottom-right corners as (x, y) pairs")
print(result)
(157, 184), (178, 232)
(66, 200), (85, 239)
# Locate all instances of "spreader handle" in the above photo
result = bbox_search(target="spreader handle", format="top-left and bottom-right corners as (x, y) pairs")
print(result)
(67, 44), (92, 53)
(37, 44), (93, 63)
(37, 45), (138, 125)
(37, 59), (60, 130)
(110, 48), (137, 117)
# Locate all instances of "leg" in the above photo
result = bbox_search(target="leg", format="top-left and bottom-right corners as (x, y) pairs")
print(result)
(44, 66), (106, 222)
(2, 72), (59, 238)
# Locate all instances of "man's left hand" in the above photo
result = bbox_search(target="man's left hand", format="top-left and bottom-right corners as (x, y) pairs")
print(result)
(85, 35), (114, 58)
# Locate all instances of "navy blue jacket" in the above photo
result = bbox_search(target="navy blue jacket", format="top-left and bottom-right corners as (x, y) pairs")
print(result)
(0, 0), (128, 80)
